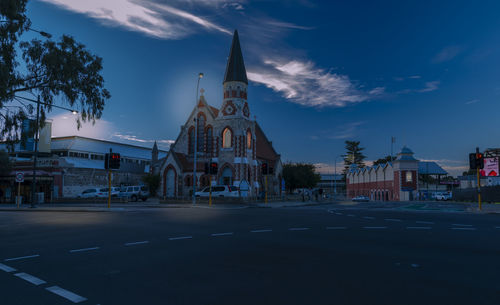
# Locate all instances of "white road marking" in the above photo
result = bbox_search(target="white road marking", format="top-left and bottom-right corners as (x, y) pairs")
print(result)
(346, 214), (355, 217)
(0, 263), (16, 272)
(384, 218), (401, 222)
(452, 224), (472, 227)
(211, 232), (233, 236)
(416, 221), (434, 224)
(363, 216), (375, 220)
(406, 226), (431, 230)
(411, 264), (419, 268)
(495, 226), (500, 229)
(4, 254), (40, 262)
(124, 241), (149, 246)
(451, 227), (476, 231)
(250, 229), (272, 233)
(326, 226), (346, 230)
(363, 226), (387, 229)
(46, 286), (87, 303)
(169, 236), (192, 241)
(335, 213), (343, 215)
(69, 247), (100, 253)
(288, 227), (310, 231)
(14, 272), (46, 286)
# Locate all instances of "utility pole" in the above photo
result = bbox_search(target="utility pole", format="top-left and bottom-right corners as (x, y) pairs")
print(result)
(192, 73), (203, 205)
(476, 147), (482, 211)
(30, 95), (40, 208)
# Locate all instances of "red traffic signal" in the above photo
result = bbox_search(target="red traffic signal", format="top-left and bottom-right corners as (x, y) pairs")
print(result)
(105, 153), (121, 170)
(210, 162), (218, 175)
(261, 163), (268, 175)
(476, 153), (484, 169)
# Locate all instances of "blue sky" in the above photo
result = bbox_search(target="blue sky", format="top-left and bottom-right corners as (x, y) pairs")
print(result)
(27, 0), (500, 176)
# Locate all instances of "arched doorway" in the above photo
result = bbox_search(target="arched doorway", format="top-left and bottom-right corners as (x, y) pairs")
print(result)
(165, 167), (176, 198)
(219, 166), (233, 185)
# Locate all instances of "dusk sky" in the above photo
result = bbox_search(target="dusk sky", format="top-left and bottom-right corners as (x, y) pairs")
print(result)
(27, 0), (500, 176)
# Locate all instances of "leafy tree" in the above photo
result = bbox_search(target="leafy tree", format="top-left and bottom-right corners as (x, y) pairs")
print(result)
(0, 150), (12, 176)
(142, 173), (161, 197)
(283, 162), (321, 193)
(342, 140), (366, 174)
(373, 155), (394, 166)
(1, 0), (110, 146)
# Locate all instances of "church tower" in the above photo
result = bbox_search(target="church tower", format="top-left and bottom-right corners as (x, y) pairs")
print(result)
(219, 30), (250, 119)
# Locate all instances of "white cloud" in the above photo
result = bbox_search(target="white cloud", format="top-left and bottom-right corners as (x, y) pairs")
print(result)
(248, 59), (383, 108)
(111, 133), (174, 150)
(432, 46), (463, 63)
(465, 99), (479, 105)
(417, 81), (440, 93)
(40, 0), (231, 39)
(326, 122), (364, 140)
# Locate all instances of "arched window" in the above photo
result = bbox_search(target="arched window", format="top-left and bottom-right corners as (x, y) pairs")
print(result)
(222, 128), (232, 148)
(206, 126), (213, 154)
(246, 130), (252, 149)
(197, 113), (205, 152)
(188, 127), (195, 155)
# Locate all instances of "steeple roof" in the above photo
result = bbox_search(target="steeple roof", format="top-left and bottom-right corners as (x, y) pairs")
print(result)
(223, 30), (248, 84)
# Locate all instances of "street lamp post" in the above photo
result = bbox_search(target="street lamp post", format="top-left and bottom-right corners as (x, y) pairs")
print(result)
(192, 73), (203, 205)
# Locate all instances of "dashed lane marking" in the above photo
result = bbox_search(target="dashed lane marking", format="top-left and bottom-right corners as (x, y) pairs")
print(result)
(346, 214), (355, 217)
(250, 229), (272, 233)
(363, 226), (387, 229)
(169, 236), (192, 241)
(335, 213), (343, 215)
(14, 272), (46, 286)
(46, 286), (87, 303)
(69, 247), (100, 253)
(211, 232), (234, 237)
(288, 227), (310, 231)
(0, 263), (16, 272)
(4, 254), (40, 262)
(451, 227), (476, 231)
(406, 226), (431, 230)
(124, 241), (149, 246)
(452, 224), (473, 227)
(416, 221), (434, 224)
(326, 226), (346, 230)
(363, 216), (375, 220)
(495, 226), (500, 229)
(384, 218), (401, 222)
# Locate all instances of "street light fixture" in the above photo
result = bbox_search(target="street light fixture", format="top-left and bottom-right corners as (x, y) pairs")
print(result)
(0, 21), (52, 38)
(14, 95), (77, 208)
(193, 72), (203, 205)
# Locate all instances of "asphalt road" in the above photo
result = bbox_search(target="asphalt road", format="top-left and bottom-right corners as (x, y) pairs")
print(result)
(1, 204), (499, 305)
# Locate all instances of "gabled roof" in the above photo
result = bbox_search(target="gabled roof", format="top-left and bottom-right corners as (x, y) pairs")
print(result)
(255, 122), (279, 161)
(223, 30), (248, 84)
(418, 161), (447, 175)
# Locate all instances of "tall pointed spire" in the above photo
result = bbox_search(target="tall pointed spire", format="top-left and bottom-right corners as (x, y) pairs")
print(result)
(223, 30), (248, 84)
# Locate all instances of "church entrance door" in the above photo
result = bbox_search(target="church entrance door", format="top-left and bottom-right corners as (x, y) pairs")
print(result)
(166, 169), (175, 197)
(220, 167), (233, 186)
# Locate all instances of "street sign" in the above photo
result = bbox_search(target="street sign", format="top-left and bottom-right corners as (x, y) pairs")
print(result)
(15, 172), (24, 183)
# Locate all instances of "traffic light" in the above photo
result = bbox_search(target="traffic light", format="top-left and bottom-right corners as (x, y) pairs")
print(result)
(105, 153), (121, 170)
(469, 153), (477, 170)
(210, 161), (218, 175)
(476, 152), (484, 169)
(269, 166), (274, 175)
(262, 162), (268, 175)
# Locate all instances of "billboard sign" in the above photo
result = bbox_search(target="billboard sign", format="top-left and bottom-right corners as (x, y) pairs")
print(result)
(481, 157), (499, 177)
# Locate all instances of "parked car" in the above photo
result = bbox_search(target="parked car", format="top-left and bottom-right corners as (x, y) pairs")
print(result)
(99, 187), (121, 198)
(119, 185), (149, 201)
(433, 191), (452, 201)
(352, 195), (370, 202)
(195, 185), (240, 198)
(77, 188), (101, 198)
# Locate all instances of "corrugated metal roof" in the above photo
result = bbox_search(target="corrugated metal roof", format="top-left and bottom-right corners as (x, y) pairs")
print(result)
(419, 162), (447, 175)
(51, 136), (167, 160)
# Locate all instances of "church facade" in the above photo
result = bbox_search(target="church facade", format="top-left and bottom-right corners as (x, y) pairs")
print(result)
(160, 30), (282, 198)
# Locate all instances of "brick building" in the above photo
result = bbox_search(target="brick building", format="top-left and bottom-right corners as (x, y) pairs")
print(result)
(346, 146), (419, 201)
(160, 30), (282, 198)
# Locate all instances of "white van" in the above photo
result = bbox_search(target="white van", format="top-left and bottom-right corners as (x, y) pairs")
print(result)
(195, 185), (239, 198)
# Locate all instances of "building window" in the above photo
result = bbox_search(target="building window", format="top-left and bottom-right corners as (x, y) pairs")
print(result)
(188, 127), (195, 155)
(197, 113), (205, 152)
(246, 130), (252, 149)
(206, 126), (213, 154)
(406, 171), (412, 182)
(222, 128), (232, 148)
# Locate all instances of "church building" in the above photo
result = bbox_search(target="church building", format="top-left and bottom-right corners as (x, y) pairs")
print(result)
(160, 30), (282, 198)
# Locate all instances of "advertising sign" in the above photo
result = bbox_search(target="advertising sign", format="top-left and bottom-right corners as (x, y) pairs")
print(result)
(481, 157), (499, 176)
